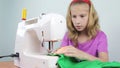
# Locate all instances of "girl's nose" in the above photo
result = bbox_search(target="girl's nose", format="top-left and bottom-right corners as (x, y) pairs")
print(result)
(75, 19), (81, 24)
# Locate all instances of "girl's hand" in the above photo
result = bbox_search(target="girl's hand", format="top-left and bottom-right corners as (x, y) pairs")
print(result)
(54, 46), (86, 60)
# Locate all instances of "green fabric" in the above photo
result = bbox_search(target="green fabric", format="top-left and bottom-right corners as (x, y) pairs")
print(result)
(49, 54), (120, 68)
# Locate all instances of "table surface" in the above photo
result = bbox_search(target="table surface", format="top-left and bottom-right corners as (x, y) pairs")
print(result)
(0, 61), (18, 68)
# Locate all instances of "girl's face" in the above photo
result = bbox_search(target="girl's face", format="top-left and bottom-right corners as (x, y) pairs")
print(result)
(70, 3), (89, 32)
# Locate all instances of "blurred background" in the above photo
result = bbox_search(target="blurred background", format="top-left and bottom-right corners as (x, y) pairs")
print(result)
(0, 0), (120, 62)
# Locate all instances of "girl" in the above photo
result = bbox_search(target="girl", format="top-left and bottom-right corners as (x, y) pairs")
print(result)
(54, 0), (109, 62)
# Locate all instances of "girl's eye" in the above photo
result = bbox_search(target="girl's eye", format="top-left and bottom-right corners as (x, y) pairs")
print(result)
(72, 15), (76, 18)
(80, 15), (85, 18)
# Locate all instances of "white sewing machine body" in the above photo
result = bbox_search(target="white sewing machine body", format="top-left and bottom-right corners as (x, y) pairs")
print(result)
(14, 13), (67, 68)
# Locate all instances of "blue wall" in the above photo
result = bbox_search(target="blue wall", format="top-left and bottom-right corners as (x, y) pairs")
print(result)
(0, 0), (17, 61)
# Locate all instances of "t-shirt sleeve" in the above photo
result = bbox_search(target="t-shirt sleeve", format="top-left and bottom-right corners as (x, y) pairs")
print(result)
(97, 32), (108, 53)
(60, 32), (69, 47)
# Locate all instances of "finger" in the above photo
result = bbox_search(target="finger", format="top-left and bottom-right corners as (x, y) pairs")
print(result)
(53, 48), (65, 54)
(64, 52), (74, 57)
(53, 46), (70, 54)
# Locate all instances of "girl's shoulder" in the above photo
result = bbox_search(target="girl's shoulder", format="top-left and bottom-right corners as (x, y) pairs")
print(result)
(95, 30), (107, 39)
(97, 30), (107, 36)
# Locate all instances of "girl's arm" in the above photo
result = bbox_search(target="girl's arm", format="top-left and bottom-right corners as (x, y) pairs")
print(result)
(54, 46), (109, 62)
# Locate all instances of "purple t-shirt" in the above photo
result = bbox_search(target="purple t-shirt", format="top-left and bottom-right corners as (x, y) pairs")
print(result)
(61, 31), (108, 57)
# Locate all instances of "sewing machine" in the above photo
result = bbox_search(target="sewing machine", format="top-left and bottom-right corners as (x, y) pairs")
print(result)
(14, 13), (67, 68)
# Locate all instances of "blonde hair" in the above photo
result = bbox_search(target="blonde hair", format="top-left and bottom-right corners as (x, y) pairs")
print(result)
(66, 1), (100, 47)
